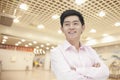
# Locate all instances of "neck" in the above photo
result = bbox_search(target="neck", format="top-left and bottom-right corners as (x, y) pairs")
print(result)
(68, 39), (81, 51)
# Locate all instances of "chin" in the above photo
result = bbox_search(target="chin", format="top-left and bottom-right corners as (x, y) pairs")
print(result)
(68, 37), (76, 40)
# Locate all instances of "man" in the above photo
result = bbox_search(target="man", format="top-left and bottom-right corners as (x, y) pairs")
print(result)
(50, 9), (109, 80)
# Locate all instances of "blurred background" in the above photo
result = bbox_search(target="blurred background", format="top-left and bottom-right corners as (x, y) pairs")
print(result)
(0, 0), (120, 80)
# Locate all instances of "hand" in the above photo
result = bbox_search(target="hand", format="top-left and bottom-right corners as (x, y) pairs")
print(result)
(92, 63), (100, 68)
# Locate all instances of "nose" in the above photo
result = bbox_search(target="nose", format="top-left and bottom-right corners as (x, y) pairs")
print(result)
(69, 24), (75, 29)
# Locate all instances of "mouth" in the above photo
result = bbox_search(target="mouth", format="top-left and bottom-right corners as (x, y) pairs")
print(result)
(68, 31), (77, 34)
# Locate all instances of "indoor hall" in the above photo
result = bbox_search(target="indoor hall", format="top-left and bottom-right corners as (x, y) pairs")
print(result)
(0, 0), (120, 80)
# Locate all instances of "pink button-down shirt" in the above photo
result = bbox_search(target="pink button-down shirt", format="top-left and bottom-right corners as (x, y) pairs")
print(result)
(50, 40), (109, 80)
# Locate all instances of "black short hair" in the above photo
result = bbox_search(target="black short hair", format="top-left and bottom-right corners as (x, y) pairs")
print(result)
(60, 9), (85, 27)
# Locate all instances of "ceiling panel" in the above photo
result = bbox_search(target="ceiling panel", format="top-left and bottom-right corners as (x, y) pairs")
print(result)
(0, 0), (120, 49)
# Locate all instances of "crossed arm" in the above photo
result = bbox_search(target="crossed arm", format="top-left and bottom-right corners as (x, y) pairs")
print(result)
(71, 62), (100, 71)
(51, 50), (109, 80)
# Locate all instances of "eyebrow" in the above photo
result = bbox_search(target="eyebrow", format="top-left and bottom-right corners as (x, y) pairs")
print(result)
(64, 20), (79, 23)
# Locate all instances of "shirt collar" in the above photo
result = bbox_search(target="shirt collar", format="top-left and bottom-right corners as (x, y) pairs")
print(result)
(62, 40), (85, 51)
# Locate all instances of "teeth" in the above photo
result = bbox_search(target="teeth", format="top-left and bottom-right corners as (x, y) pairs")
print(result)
(68, 31), (76, 34)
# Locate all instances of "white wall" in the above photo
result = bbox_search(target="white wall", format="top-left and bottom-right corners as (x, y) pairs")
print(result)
(94, 44), (120, 66)
(44, 52), (50, 70)
(0, 49), (35, 70)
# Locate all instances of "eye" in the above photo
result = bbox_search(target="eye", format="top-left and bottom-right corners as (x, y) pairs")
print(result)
(64, 23), (70, 26)
(74, 22), (79, 25)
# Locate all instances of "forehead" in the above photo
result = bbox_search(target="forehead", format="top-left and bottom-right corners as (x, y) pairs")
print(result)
(64, 15), (79, 22)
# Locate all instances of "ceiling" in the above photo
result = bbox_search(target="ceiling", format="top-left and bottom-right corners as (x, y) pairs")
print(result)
(0, 0), (120, 51)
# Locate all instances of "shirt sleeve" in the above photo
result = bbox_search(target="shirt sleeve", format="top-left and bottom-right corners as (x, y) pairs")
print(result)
(76, 47), (109, 80)
(50, 48), (89, 80)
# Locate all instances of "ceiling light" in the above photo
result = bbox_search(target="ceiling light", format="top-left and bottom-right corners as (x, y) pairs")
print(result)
(75, 0), (87, 5)
(86, 37), (92, 40)
(25, 45), (28, 47)
(101, 36), (115, 43)
(58, 30), (62, 34)
(40, 44), (44, 47)
(33, 41), (37, 44)
(51, 46), (55, 49)
(102, 34), (109, 37)
(28, 43), (32, 45)
(85, 39), (97, 45)
(46, 47), (49, 50)
(3, 36), (8, 39)
(89, 29), (96, 33)
(52, 14), (59, 19)
(2, 42), (5, 44)
(21, 39), (26, 42)
(18, 41), (21, 44)
(37, 24), (44, 29)
(19, 3), (29, 10)
(2, 39), (7, 42)
(15, 43), (19, 46)
(46, 43), (50, 46)
(13, 18), (19, 23)
(114, 22), (120, 27)
(36, 46), (39, 48)
(98, 11), (105, 17)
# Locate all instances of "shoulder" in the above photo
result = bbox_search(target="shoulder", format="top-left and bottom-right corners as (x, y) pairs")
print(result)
(50, 45), (63, 57)
(84, 45), (99, 55)
(51, 45), (61, 53)
(84, 45), (95, 51)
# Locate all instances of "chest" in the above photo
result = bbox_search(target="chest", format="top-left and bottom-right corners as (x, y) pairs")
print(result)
(64, 50), (95, 67)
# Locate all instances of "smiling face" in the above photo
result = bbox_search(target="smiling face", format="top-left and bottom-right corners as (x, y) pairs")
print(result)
(61, 15), (85, 41)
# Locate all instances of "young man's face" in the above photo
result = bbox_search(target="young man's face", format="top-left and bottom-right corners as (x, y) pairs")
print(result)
(61, 15), (85, 40)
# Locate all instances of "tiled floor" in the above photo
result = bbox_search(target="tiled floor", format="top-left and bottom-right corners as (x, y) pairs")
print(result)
(0, 67), (56, 80)
(0, 67), (114, 80)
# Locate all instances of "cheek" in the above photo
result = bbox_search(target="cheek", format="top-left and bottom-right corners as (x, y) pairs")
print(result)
(77, 27), (83, 32)
(62, 28), (68, 33)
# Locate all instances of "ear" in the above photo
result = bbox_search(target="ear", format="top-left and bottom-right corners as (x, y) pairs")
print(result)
(81, 25), (85, 33)
(61, 27), (64, 33)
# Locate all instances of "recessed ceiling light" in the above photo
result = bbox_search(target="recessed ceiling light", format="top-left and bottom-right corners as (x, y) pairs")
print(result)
(102, 34), (109, 37)
(18, 41), (21, 44)
(58, 30), (62, 34)
(28, 43), (32, 45)
(13, 18), (19, 23)
(51, 46), (55, 49)
(85, 39), (97, 45)
(3, 36), (8, 39)
(98, 11), (106, 17)
(89, 29), (96, 33)
(25, 45), (28, 47)
(33, 41), (37, 44)
(86, 37), (92, 40)
(15, 43), (19, 46)
(40, 44), (44, 47)
(75, 0), (87, 5)
(114, 22), (120, 27)
(101, 36), (115, 43)
(37, 24), (45, 29)
(46, 47), (49, 50)
(19, 3), (29, 10)
(2, 42), (5, 44)
(36, 46), (39, 48)
(2, 39), (7, 42)
(46, 43), (50, 46)
(21, 39), (26, 42)
(52, 14), (59, 19)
